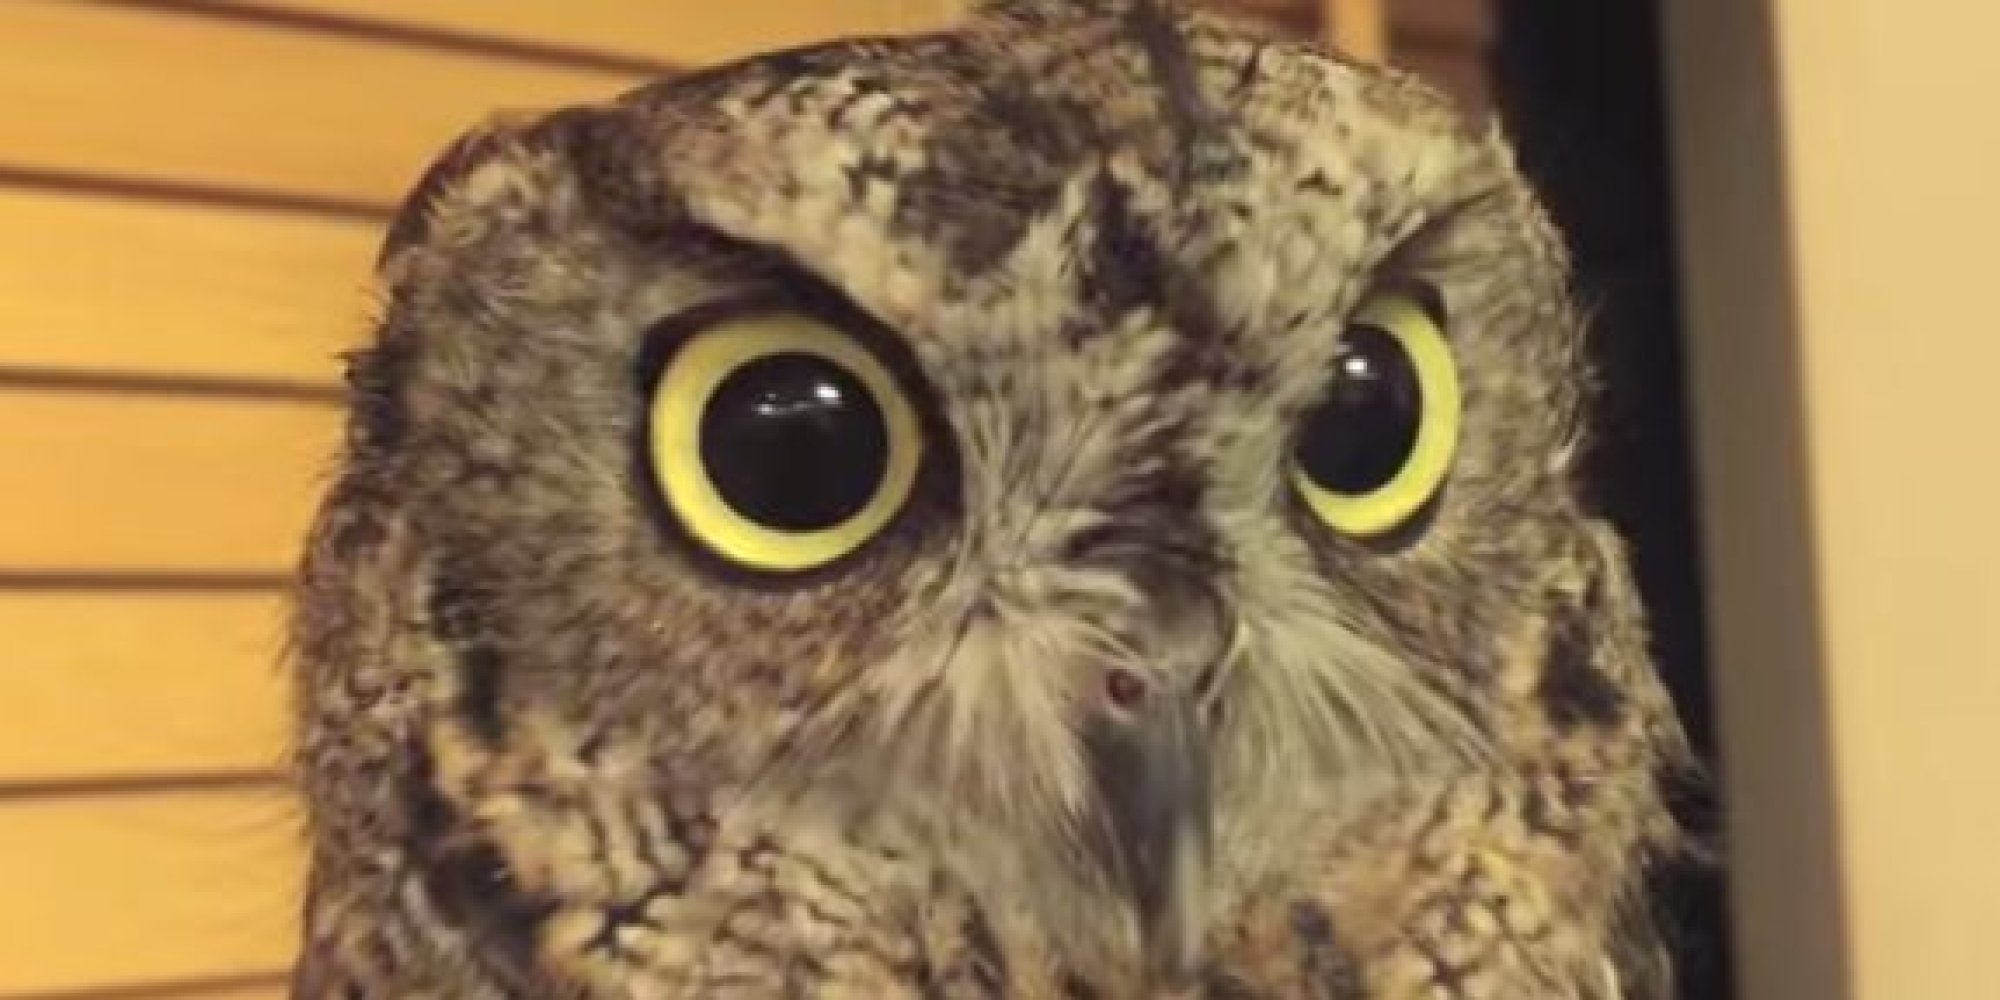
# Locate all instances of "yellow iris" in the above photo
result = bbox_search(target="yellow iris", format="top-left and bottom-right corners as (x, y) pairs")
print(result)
(1292, 291), (1462, 538)
(647, 311), (922, 572)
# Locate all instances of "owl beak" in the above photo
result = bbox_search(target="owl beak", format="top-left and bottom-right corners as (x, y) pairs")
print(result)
(1084, 683), (1213, 985)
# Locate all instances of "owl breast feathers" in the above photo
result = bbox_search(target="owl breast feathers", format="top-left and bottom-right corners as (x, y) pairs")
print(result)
(288, 1), (1697, 997)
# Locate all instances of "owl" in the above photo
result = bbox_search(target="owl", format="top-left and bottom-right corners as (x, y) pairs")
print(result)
(287, 0), (1698, 997)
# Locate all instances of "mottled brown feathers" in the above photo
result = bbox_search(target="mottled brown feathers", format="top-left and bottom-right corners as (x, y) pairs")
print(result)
(290, 1), (1695, 997)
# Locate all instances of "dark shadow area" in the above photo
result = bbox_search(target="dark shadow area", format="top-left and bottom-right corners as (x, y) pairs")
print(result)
(1485, 3), (1735, 997)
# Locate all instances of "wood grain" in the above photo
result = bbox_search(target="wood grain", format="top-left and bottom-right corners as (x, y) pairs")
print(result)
(0, 4), (1025, 997)
(1322, 0), (1388, 61)
(204, 0), (965, 68)
(0, 592), (291, 782)
(0, 185), (378, 385)
(0, 790), (302, 993)
(0, 1), (643, 209)
(0, 390), (339, 573)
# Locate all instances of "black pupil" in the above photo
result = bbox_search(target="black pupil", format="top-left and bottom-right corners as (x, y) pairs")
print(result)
(699, 352), (888, 532)
(1294, 324), (1423, 496)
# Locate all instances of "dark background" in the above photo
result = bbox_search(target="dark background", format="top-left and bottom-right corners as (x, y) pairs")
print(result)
(1487, 3), (1735, 997)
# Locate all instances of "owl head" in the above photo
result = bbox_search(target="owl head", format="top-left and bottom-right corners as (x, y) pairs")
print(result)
(295, 0), (1673, 985)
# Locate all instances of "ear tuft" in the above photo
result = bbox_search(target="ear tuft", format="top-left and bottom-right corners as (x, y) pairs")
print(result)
(375, 123), (515, 270)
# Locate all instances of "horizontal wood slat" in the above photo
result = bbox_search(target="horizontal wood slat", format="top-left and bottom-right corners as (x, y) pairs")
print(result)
(1321, 0), (1388, 61)
(0, 790), (301, 994)
(206, 0), (965, 69)
(0, 593), (290, 782)
(0, 973), (289, 1000)
(0, 186), (378, 384)
(5, 973), (293, 1000)
(178, 982), (288, 1000)
(0, 1), (643, 210)
(0, 390), (339, 573)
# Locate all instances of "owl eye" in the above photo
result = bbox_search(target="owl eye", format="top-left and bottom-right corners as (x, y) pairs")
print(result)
(1290, 290), (1462, 538)
(645, 311), (923, 572)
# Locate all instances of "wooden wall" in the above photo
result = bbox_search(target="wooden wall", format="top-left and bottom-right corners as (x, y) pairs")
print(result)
(0, 1), (1470, 995)
(0, 3), (965, 995)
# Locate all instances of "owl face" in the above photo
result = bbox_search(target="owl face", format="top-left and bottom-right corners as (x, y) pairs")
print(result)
(338, 0), (1595, 978)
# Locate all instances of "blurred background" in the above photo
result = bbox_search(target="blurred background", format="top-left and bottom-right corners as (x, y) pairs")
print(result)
(1, 2), (1993, 999)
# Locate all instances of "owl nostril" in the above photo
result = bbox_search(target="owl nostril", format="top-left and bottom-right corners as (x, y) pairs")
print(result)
(1105, 667), (1149, 710)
